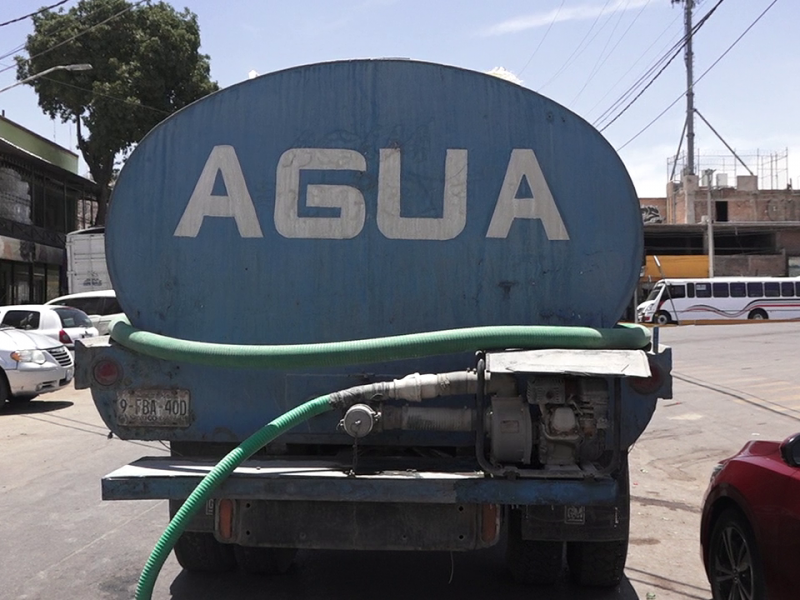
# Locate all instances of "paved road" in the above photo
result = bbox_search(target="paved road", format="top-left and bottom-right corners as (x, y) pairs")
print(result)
(2, 322), (798, 599)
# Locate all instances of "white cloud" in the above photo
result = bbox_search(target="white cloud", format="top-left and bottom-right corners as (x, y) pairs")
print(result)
(486, 66), (523, 85)
(483, 0), (655, 36)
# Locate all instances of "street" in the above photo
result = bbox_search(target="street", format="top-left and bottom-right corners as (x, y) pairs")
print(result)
(2, 322), (799, 600)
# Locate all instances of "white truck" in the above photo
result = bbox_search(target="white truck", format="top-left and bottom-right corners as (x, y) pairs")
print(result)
(65, 227), (111, 294)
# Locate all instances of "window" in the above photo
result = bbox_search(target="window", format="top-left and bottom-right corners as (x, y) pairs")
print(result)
(667, 284), (686, 299)
(687, 283), (695, 298)
(64, 297), (105, 315)
(712, 283), (729, 298)
(695, 282), (712, 298)
(102, 298), (123, 315)
(53, 307), (92, 328)
(781, 282), (795, 297)
(2, 310), (40, 329)
(730, 282), (746, 298)
(764, 282), (780, 297)
(747, 282), (764, 297)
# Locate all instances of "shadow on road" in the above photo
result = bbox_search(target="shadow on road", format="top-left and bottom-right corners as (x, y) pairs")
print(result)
(1, 400), (73, 415)
(168, 546), (641, 600)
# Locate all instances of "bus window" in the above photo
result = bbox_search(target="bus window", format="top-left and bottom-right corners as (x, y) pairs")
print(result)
(712, 282), (729, 298)
(687, 283), (695, 297)
(747, 282), (763, 297)
(781, 282), (795, 297)
(695, 282), (711, 298)
(764, 282), (780, 297)
(667, 284), (686, 299)
(730, 282), (746, 297)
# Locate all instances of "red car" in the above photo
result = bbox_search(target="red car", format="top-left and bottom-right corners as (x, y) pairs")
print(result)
(701, 432), (800, 600)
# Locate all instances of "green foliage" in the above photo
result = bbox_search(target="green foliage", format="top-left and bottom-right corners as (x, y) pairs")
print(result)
(16, 0), (218, 224)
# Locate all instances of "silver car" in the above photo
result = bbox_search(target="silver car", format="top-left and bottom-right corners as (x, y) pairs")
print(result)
(0, 325), (74, 405)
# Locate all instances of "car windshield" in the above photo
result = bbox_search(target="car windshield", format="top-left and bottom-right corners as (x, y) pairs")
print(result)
(54, 307), (93, 328)
(646, 284), (664, 302)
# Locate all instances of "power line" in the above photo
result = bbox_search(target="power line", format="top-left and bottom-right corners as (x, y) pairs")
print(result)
(0, 0), (148, 77)
(517, 0), (565, 78)
(592, 0), (726, 128)
(595, 0), (725, 131)
(584, 10), (681, 121)
(0, 0), (70, 28)
(538, 0), (613, 92)
(570, 0), (637, 106)
(616, 0), (780, 152)
(40, 75), (171, 115)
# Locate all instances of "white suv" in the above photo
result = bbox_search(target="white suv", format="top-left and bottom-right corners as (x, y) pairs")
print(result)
(46, 290), (123, 335)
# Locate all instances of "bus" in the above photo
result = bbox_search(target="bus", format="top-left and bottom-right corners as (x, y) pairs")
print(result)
(637, 277), (800, 324)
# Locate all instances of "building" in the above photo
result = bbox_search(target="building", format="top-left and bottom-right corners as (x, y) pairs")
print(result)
(0, 114), (99, 304)
(639, 151), (800, 288)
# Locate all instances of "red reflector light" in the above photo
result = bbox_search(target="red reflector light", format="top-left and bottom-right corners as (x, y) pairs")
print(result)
(59, 330), (71, 344)
(629, 361), (663, 395)
(218, 499), (234, 541)
(93, 359), (121, 386)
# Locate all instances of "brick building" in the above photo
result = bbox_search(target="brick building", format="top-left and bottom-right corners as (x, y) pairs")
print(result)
(639, 167), (800, 282)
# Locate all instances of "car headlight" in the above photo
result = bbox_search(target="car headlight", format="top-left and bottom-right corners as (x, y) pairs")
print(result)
(11, 349), (47, 365)
(709, 462), (725, 483)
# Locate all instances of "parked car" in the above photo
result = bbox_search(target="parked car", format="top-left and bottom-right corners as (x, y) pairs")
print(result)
(0, 325), (74, 405)
(45, 290), (122, 335)
(0, 305), (98, 351)
(701, 432), (800, 600)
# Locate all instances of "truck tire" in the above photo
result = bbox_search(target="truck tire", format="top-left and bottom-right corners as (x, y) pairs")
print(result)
(173, 531), (236, 573)
(566, 538), (628, 587)
(233, 546), (297, 575)
(505, 509), (563, 585)
(567, 457), (630, 587)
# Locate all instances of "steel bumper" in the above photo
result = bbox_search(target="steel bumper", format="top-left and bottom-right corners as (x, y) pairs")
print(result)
(102, 457), (619, 505)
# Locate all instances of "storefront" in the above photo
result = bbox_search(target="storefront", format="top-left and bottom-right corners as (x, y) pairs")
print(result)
(0, 115), (99, 304)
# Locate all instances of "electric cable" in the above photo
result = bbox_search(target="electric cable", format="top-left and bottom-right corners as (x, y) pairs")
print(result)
(595, 0), (725, 131)
(517, 0), (565, 78)
(40, 75), (172, 115)
(0, 0), (148, 77)
(538, 0), (613, 92)
(0, 0), (70, 28)
(615, 0), (779, 151)
(571, 0), (642, 107)
(585, 9), (681, 121)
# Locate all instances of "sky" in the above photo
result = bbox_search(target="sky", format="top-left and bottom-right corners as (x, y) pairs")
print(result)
(0, 0), (797, 198)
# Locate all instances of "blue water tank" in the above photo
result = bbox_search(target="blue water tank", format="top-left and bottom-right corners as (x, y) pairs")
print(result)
(107, 60), (642, 345)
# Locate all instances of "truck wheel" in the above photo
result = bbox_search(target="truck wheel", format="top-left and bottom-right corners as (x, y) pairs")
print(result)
(234, 546), (297, 575)
(654, 311), (671, 325)
(505, 510), (563, 585)
(173, 531), (236, 572)
(566, 538), (628, 587)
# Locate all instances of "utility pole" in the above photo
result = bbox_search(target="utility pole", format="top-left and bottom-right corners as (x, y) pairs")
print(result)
(684, 0), (695, 176)
(705, 169), (715, 277)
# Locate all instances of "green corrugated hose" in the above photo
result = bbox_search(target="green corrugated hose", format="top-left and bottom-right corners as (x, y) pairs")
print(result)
(110, 319), (650, 369)
(135, 396), (332, 600)
(112, 319), (650, 599)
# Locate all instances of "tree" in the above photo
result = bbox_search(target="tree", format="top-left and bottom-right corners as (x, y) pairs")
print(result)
(16, 0), (218, 225)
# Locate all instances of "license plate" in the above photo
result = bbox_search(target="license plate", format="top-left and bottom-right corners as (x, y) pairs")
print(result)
(116, 389), (192, 427)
